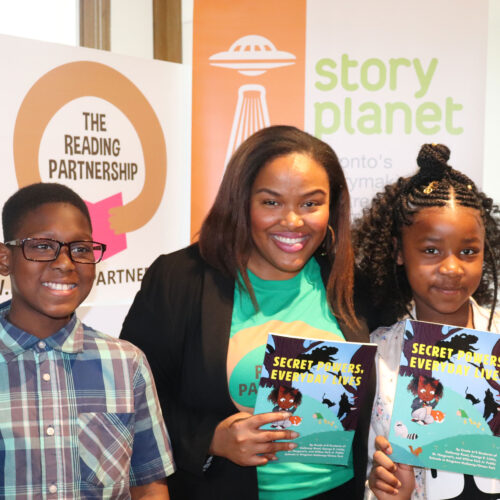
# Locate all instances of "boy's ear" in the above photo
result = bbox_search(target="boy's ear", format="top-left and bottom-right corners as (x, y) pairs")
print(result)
(0, 243), (12, 276)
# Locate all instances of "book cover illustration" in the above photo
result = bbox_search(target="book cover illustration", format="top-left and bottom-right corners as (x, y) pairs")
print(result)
(388, 319), (500, 479)
(254, 333), (377, 465)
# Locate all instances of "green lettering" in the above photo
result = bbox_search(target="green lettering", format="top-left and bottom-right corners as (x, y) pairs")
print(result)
(414, 58), (438, 98)
(389, 58), (411, 90)
(344, 97), (355, 134)
(445, 97), (463, 134)
(386, 102), (412, 133)
(416, 102), (441, 134)
(315, 58), (337, 91)
(360, 58), (386, 91)
(314, 102), (341, 138)
(358, 102), (382, 134)
(341, 54), (358, 91)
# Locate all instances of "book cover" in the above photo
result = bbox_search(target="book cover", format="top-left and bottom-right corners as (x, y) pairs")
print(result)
(254, 333), (377, 465)
(388, 319), (500, 479)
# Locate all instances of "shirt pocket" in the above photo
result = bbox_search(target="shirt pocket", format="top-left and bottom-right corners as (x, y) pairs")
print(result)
(78, 412), (134, 487)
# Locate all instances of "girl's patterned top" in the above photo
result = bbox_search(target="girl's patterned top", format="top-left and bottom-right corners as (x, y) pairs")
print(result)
(365, 299), (500, 500)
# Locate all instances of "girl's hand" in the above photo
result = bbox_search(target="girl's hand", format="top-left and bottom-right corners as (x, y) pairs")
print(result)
(209, 412), (299, 466)
(368, 435), (415, 500)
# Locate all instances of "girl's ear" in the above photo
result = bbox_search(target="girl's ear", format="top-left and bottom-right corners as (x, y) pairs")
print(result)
(396, 250), (404, 266)
(0, 243), (12, 276)
(393, 237), (404, 265)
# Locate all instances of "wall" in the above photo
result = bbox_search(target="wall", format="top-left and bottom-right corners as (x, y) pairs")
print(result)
(484, 0), (500, 203)
(0, 0), (79, 45)
(110, 0), (153, 59)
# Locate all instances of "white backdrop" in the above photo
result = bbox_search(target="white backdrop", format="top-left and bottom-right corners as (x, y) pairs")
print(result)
(304, 0), (488, 217)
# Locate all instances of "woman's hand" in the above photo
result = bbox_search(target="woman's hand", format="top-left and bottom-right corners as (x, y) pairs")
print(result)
(209, 412), (299, 466)
(368, 436), (415, 500)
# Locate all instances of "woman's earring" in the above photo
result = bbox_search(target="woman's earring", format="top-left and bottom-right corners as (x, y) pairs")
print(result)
(320, 225), (335, 256)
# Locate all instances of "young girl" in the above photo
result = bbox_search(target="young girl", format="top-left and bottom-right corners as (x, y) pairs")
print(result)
(353, 143), (500, 499)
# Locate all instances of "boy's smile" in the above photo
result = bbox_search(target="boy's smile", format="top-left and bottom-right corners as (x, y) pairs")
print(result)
(1, 202), (95, 338)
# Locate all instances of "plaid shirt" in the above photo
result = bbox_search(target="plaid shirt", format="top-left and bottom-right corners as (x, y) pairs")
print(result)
(0, 301), (175, 499)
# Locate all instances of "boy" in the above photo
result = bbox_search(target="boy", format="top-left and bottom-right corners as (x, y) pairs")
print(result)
(0, 183), (175, 499)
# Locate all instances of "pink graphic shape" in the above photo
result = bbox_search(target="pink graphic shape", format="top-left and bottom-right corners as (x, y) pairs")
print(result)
(85, 193), (127, 260)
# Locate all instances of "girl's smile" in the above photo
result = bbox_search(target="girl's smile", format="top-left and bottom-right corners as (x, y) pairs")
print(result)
(397, 204), (485, 328)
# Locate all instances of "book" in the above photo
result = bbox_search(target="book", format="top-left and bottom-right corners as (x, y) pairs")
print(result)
(388, 319), (500, 479)
(254, 332), (377, 465)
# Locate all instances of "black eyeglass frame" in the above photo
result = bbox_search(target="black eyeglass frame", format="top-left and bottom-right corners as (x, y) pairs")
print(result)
(4, 237), (107, 264)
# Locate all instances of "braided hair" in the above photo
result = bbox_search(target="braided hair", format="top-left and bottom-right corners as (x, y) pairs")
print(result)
(353, 143), (500, 330)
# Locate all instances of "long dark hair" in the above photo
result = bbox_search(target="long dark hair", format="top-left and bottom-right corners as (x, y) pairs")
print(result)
(353, 143), (500, 329)
(199, 125), (358, 328)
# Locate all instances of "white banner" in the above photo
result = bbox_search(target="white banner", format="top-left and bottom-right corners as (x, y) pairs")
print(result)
(0, 35), (190, 328)
(304, 0), (488, 217)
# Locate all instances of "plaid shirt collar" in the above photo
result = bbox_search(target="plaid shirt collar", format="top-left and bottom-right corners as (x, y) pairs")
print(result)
(0, 300), (83, 362)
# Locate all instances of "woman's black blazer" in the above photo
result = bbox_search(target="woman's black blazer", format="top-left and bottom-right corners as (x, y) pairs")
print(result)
(120, 243), (374, 499)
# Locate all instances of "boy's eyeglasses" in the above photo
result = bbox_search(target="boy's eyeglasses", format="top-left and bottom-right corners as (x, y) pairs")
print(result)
(4, 238), (106, 264)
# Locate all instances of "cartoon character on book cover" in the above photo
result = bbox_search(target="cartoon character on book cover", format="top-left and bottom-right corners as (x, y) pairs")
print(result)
(269, 386), (303, 429)
(254, 333), (376, 465)
(408, 375), (445, 425)
(388, 320), (500, 479)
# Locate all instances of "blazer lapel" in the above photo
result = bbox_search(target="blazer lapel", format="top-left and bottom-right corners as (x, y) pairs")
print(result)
(201, 265), (237, 413)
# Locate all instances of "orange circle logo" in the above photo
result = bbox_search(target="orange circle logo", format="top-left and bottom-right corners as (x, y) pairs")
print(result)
(13, 61), (166, 234)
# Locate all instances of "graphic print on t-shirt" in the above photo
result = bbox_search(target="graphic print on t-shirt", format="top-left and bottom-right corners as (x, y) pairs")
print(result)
(228, 320), (344, 412)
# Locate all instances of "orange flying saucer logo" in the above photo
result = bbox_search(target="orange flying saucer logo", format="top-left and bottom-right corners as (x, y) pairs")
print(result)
(190, 0), (306, 239)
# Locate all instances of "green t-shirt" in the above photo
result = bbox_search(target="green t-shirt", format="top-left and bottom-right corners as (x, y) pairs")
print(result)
(227, 258), (354, 500)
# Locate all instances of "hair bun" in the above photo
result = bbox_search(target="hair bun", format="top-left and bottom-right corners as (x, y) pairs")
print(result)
(416, 143), (450, 180)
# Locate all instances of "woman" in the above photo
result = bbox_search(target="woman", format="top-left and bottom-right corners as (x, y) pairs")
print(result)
(120, 126), (373, 499)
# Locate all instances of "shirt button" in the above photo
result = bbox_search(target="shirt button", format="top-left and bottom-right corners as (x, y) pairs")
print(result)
(42, 373), (51, 381)
(48, 484), (57, 493)
(46, 426), (55, 436)
(38, 341), (46, 349)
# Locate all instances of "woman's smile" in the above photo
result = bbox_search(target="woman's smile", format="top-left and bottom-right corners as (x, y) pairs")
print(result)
(248, 153), (331, 281)
(270, 232), (310, 253)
